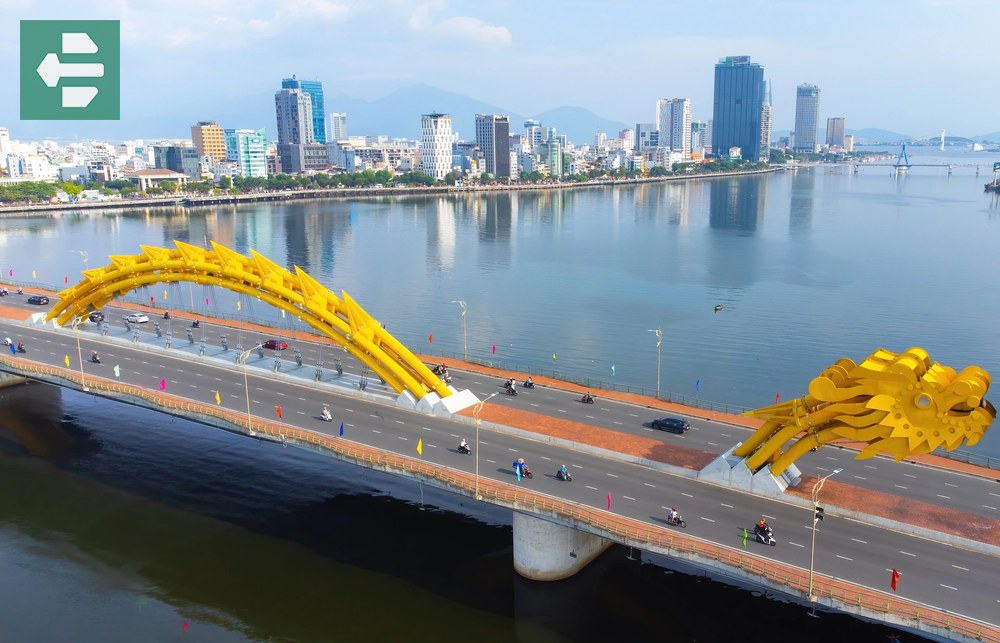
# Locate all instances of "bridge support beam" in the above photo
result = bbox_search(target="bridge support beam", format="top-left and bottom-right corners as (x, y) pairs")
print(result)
(512, 511), (611, 581)
(0, 371), (28, 389)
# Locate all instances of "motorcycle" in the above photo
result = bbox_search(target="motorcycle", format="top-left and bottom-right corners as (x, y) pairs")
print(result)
(556, 468), (572, 482)
(191, 320), (201, 328)
(16, 288), (23, 295)
(754, 524), (777, 546)
(320, 408), (333, 422)
(16, 344), (25, 354)
(458, 443), (472, 455)
(523, 379), (535, 389)
(90, 354), (101, 364)
(163, 311), (171, 319)
(581, 393), (595, 404)
(432, 364), (447, 375)
(2, 338), (10, 346)
(665, 513), (687, 528)
(521, 464), (533, 479)
(505, 385), (518, 396)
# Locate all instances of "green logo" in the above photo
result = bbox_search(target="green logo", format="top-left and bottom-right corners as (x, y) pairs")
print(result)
(20, 20), (120, 120)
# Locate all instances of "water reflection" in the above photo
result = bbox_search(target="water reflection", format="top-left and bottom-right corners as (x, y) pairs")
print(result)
(789, 170), (815, 236)
(709, 175), (767, 233)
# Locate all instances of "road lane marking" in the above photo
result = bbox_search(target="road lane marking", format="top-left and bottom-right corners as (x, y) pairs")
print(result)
(371, 430), (381, 434)
(700, 517), (716, 523)
(585, 415), (595, 419)
(904, 473), (917, 479)
(899, 550), (916, 557)
(720, 503), (734, 509)
(395, 420), (404, 425)
(936, 494), (951, 500)
(606, 473), (619, 478)
(944, 482), (958, 488)
(983, 505), (997, 510)
(851, 538), (868, 544)
(295, 411), (304, 415)
(613, 421), (623, 425)
(627, 413), (638, 417)
(825, 456), (838, 461)
(720, 433), (731, 437)
(508, 448), (518, 452)
(940, 584), (958, 591)
(427, 444), (437, 449)
(864, 465), (877, 470)
(681, 492), (693, 498)
(836, 555), (853, 561)
(853, 476), (867, 481)
(540, 456), (551, 461)
(788, 542), (805, 548)
(530, 403), (540, 407)
(706, 441), (718, 447)
(557, 409), (566, 414)
(586, 485), (598, 491)
(486, 459), (496, 464)
(623, 495), (636, 501)
(397, 436), (408, 441)
(951, 565), (969, 571)
(644, 483), (656, 488)
(894, 485), (908, 490)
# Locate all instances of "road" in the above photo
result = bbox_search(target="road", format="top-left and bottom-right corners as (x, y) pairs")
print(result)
(2, 300), (998, 628)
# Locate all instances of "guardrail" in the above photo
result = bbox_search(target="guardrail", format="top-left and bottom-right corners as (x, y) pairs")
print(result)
(0, 354), (996, 642)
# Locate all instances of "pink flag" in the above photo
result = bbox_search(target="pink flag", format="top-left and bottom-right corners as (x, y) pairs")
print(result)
(181, 619), (190, 633)
(205, 297), (209, 305)
(428, 333), (432, 344)
(607, 493), (612, 511)
(7, 269), (11, 277)
(775, 392), (781, 404)
(159, 379), (166, 391)
(149, 296), (154, 304)
(492, 344), (496, 355)
(64, 275), (69, 284)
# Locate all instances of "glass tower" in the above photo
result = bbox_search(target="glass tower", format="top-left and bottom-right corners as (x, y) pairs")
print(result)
(281, 76), (326, 144)
(712, 55), (765, 161)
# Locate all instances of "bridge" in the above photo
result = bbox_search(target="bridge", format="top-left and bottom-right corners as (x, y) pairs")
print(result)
(0, 244), (997, 642)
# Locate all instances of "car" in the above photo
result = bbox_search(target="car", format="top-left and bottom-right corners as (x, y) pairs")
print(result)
(124, 313), (149, 324)
(650, 417), (691, 434)
(262, 339), (289, 350)
(88, 311), (105, 323)
(26, 295), (49, 305)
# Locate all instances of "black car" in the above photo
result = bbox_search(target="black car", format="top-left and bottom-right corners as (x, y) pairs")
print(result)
(27, 295), (49, 305)
(88, 311), (105, 323)
(651, 417), (691, 434)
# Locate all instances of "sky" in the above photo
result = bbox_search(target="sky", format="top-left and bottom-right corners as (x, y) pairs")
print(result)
(2, 0), (999, 141)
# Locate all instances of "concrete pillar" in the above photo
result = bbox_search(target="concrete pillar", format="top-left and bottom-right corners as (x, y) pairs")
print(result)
(0, 371), (28, 389)
(512, 511), (612, 581)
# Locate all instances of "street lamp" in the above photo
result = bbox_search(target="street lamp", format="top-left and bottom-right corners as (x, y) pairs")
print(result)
(472, 391), (499, 500)
(237, 344), (262, 436)
(71, 316), (88, 392)
(647, 328), (662, 400)
(451, 300), (467, 361)
(808, 467), (843, 602)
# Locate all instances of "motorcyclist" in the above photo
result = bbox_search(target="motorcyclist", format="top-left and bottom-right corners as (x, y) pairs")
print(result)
(321, 405), (332, 421)
(16, 287), (23, 295)
(582, 391), (594, 403)
(668, 507), (680, 523)
(755, 517), (769, 537)
(16, 341), (24, 352)
(525, 376), (534, 388)
(459, 438), (469, 452)
(192, 319), (201, 328)
(558, 464), (569, 480)
(91, 351), (101, 363)
(2, 337), (10, 346)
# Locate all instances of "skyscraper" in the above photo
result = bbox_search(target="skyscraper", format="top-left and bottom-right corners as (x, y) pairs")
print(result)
(475, 114), (511, 178)
(191, 121), (226, 163)
(826, 117), (845, 148)
(524, 119), (542, 150)
(421, 113), (453, 180)
(655, 98), (692, 158)
(329, 113), (348, 142)
(635, 123), (659, 151)
(275, 89), (313, 145)
(712, 55), (766, 161)
(793, 84), (821, 153)
(224, 128), (268, 178)
(281, 76), (326, 144)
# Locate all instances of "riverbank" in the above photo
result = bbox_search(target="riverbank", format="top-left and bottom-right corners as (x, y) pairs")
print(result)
(0, 167), (780, 216)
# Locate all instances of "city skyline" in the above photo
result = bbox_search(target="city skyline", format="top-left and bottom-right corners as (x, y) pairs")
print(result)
(1, 1), (998, 141)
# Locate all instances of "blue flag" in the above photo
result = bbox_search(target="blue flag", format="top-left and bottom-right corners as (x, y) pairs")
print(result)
(695, 379), (700, 393)
(8, 344), (14, 355)
(339, 421), (344, 437)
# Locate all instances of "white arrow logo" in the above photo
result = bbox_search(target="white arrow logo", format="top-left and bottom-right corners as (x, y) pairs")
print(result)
(35, 32), (103, 108)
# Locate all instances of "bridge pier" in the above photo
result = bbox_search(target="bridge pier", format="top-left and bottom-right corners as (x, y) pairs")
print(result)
(512, 512), (612, 580)
(0, 371), (28, 389)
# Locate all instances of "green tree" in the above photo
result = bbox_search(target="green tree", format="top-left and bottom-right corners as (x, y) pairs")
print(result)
(58, 181), (84, 200)
(160, 181), (178, 193)
(219, 175), (232, 190)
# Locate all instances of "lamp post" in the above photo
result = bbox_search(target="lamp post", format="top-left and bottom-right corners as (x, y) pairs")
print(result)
(472, 391), (499, 500)
(808, 467), (843, 602)
(451, 300), (467, 361)
(647, 328), (662, 400)
(238, 345), (262, 435)
(71, 316), (88, 392)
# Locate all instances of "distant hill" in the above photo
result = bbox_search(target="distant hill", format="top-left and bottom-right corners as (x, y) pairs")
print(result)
(974, 131), (1000, 142)
(844, 128), (912, 144)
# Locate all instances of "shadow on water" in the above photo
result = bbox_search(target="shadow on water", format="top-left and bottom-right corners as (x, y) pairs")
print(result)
(0, 384), (928, 643)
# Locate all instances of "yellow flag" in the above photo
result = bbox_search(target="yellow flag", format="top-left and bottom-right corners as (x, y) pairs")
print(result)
(215, 390), (221, 405)
(64, 355), (70, 367)
(416, 439), (423, 455)
(237, 301), (242, 311)
(32, 270), (36, 279)
(163, 290), (168, 300)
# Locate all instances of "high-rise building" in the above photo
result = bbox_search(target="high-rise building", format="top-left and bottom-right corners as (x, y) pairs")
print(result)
(655, 98), (692, 158)
(760, 102), (772, 159)
(191, 121), (226, 163)
(690, 121), (708, 155)
(421, 113), (453, 180)
(826, 117), (845, 148)
(635, 123), (659, 151)
(524, 119), (542, 150)
(153, 145), (201, 180)
(793, 84), (821, 153)
(224, 128), (268, 178)
(275, 88), (313, 145)
(329, 113), (348, 142)
(712, 55), (766, 161)
(281, 76), (326, 144)
(475, 114), (511, 178)
(843, 133), (855, 152)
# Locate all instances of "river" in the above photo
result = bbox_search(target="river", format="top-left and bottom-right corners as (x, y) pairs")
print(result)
(2, 150), (996, 641)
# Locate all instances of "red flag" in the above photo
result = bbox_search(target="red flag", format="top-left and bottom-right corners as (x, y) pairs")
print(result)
(7, 269), (11, 277)
(64, 275), (69, 284)
(275, 405), (283, 419)
(428, 333), (432, 344)
(606, 492), (612, 511)
(890, 568), (900, 591)
(492, 344), (496, 355)
(159, 379), (166, 391)
(775, 392), (781, 404)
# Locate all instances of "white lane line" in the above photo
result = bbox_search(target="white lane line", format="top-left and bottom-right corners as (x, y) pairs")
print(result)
(585, 415), (595, 419)
(540, 456), (552, 461)
(644, 483), (656, 488)
(899, 550), (916, 557)
(529, 403), (540, 407)
(195, 373), (203, 377)
(894, 485), (908, 490)
(371, 429), (381, 434)
(936, 494), (951, 500)
(397, 436), (408, 441)
(720, 503), (734, 509)
(369, 414), (380, 419)
(627, 413), (638, 418)
(904, 473), (917, 479)
(836, 555), (853, 561)
(681, 492), (693, 498)
(788, 542), (805, 548)
(951, 564), (969, 571)
(395, 420), (405, 425)
(864, 464), (877, 470)
(606, 473), (619, 478)
(940, 584), (958, 591)
(706, 441), (718, 447)
(990, 492), (1000, 498)
(344, 408), (355, 413)
(298, 397), (307, 401)
(623, 495), (636, 501)
(586, 485), (598, 491)
(427, 444), (437, 449)
(188, 384), (197, 388)
(295, 411), (305, 415)
(229, 394), (239, 399)
(853, 476), (867, 481)
(421, 426), (433, 432)
(720, 433), (731, 437)
(613, 421), (623, 426)
(700, 517), (716, 523)
(945, 482), (958, 488)
(557, 409), (566, 414)
(275, 391), (285, 396)
(983, 505), (998, 510)
(851, 538), (868, 544)
(486, 459), (496, 464)
(825, 456), (838, 461)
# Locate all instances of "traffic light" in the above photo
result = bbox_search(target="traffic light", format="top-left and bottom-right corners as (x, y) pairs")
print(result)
(814, 506), (825, 522)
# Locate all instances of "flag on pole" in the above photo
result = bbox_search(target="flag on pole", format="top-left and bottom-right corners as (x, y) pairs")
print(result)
(32, 270), (36, 279)
(64, 276), (69, 284)
(8, 344), (14, 356)
(775, 392), (781, 404)
(205, 297), (209, 306)
(159, 379), (166, 391)
(64, 354), (70, 367)
(611, 364), (616, 376)
(339, 421), (344, 436)
(890, 568), (900, 591)
(428, 333), (432, 344)
(552, 353), (557, 362)
(150, 296), (154, 304)
(696, 379), (701, 393)
(492, 344), (496, 355)
(275, 405), (283, 419)
(237, 301), (242, 311)
(215, 390), (221, 405)
(742, 528), (748, 548)
(607, 493), (612, 511)
(113, 364), (121, 378)
(163, 290), (167, 300)
(416, 438), (423, 455)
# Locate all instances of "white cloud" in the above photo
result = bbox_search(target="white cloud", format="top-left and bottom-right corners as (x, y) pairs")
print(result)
(437, 16), (512, 47)
(285, 0), (351, 20)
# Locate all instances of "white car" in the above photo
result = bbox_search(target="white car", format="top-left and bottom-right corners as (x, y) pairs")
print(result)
(124, 313), (150, 324)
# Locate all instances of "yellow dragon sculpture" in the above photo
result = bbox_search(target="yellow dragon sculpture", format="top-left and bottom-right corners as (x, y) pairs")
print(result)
(733, 347), (995, 477)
